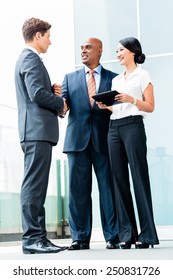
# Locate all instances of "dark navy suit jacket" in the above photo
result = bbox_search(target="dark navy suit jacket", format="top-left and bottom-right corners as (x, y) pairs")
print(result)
(62, 66), (117, 153)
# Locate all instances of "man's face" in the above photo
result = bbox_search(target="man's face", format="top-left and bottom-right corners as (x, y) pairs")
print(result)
(81, 38), (102, 68)
(37, 30), (51, 54)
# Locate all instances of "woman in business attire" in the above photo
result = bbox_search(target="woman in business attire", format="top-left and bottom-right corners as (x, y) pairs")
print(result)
(97, 37), (159, 249)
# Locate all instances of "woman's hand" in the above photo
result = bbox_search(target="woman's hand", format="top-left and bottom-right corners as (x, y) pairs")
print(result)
(115, 84), (154, 113)
(96, 101), (113, 111)
(115, 93), (133, 103)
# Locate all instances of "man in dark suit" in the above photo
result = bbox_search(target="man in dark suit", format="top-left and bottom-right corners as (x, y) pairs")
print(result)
(61, 38), (119, 250)
(14, 17), (67, 254)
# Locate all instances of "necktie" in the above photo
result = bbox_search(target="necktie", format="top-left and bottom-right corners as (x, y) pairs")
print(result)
(88, 69), (96, 106)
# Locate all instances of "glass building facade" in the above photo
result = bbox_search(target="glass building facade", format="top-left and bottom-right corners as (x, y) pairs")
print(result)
(0, 0), (173, 240)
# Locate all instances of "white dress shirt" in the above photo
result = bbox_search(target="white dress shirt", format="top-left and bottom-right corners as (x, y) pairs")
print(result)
(110, 67), (152, 120)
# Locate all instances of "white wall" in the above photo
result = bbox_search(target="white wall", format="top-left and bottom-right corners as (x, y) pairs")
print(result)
(0, 0), (75, 109)
(0, 0), (75, 193)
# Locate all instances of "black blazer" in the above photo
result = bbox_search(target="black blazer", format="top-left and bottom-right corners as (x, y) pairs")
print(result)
(62, 66), (117, 153)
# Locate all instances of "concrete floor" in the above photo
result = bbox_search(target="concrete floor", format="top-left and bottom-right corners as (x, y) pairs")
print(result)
(0, 239), (173, 260)
(0, 240), (173, 280)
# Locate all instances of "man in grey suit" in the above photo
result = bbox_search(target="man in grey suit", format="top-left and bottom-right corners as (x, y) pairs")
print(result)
(61, 38), (119, 250)
(14, 17), (67, 254)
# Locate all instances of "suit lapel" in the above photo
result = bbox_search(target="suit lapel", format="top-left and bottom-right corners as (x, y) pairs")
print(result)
(78, 68), (87, 90)
(78, 68), (91, 104)
(98, 67), (109, 93)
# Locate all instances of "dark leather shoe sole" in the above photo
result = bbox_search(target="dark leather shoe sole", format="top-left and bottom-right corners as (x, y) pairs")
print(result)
(22, 247), (66, 254)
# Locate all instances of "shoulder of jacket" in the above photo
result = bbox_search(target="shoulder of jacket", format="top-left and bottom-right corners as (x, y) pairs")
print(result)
(65, 67), (83, 77)
(101, 66), (118, 76)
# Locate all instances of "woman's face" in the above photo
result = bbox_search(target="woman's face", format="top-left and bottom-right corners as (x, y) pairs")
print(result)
(116, 43), (135, 66)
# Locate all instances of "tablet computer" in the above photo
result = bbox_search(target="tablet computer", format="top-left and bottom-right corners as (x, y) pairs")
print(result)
(92, 90), (120, 106)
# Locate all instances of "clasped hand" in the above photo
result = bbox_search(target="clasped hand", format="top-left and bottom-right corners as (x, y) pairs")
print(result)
(53, 83), (68, 117)
(53, 83), (62, 96)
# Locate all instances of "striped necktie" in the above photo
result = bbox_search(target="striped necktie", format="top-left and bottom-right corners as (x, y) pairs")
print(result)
(88, 69), (96, 106)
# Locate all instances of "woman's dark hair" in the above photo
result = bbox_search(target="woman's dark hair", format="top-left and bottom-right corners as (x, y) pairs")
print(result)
(22, 17), (51, 42)
(119, 37), (145, 64)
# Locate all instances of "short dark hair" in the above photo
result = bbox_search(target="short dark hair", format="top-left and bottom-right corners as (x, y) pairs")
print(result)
(22, 17), (51, 42)
(119, 37), (145, 64)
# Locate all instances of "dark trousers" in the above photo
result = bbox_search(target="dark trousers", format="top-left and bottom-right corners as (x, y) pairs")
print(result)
(67, 139), (119, 242)
(108, 116), (159, 245)
(20, 141), (52, 245)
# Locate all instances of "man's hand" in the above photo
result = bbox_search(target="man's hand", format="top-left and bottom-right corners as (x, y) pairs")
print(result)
(63, 98), (68, 113)
(58, 99), (69, 118)
(53, 83), (62, 96)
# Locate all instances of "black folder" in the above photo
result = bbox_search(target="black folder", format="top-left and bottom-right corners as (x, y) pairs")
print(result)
(92, 90), (120, 106)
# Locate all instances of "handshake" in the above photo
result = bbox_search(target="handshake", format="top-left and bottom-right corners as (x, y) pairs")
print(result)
(53, 83), (68, 118)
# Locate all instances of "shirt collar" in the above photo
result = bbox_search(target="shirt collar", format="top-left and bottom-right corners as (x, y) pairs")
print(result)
(25, 46), (40, 57)
(122, 66), (141, 79)
(85, 64), (102, 75)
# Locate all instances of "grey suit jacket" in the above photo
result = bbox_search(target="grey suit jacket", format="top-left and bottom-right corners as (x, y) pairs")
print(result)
(15, 49), (64, 145)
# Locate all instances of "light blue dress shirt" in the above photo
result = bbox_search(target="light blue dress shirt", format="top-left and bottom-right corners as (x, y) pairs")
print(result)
(85, 64), (102, 94)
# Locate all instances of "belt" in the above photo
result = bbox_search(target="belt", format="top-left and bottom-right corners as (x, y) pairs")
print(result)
(110, 115), (143, 126)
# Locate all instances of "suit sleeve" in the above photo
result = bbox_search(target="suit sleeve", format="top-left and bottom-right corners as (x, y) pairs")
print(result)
(61, 74), (70, 107)
(21, 52), (64, 111)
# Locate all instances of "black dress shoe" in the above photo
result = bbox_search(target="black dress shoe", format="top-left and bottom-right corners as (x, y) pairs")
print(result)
(135, 242), (154, 249)
(106, 240), (119, 249)
(22, 240), (67, 254)
(68, 240), (90, 250)
(44, 238), (68, 250)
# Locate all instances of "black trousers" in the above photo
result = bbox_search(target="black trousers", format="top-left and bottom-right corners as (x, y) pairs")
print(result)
(20, 141), (52, 245)
(108, 116), (159, 245)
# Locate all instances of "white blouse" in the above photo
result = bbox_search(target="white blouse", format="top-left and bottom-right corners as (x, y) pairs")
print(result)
(111, 67), (152, 120)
